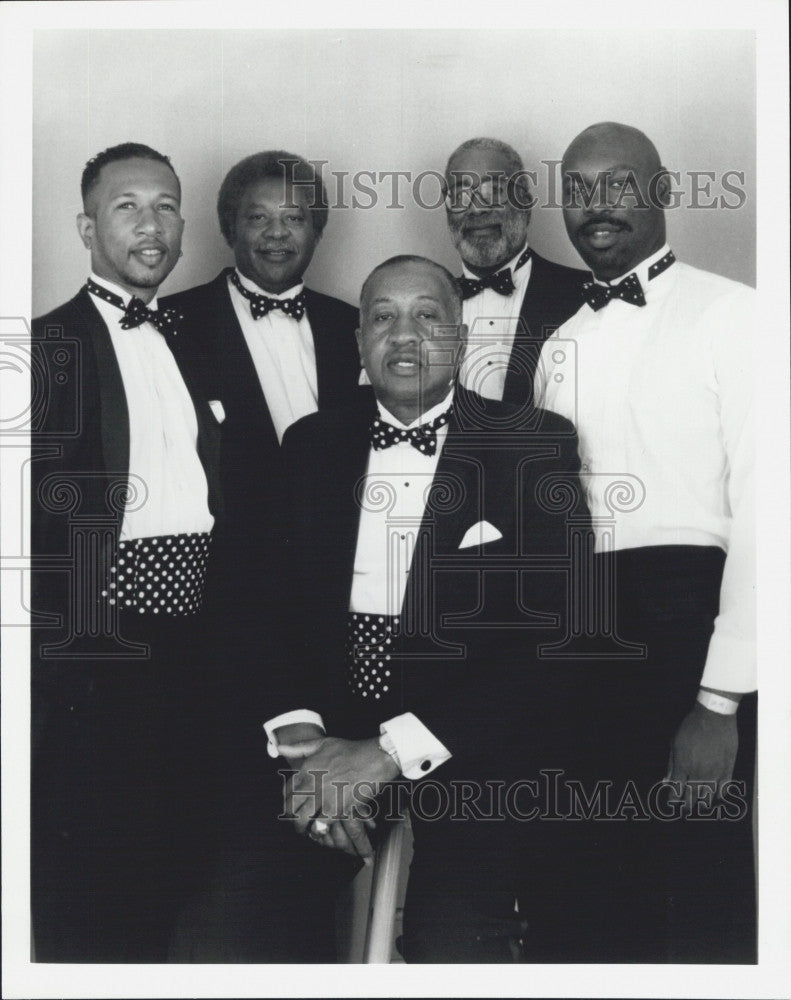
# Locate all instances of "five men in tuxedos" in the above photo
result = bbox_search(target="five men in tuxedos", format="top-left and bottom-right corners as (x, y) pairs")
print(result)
(31, 144), (223, 961)
(443, 137), (587, 407)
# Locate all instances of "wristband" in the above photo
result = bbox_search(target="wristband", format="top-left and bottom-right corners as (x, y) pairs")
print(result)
(696, 689), (739, 715)
(378, 730), (402, 769)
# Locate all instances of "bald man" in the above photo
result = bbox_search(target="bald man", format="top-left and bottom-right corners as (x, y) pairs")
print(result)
(535, 122), (756, 962)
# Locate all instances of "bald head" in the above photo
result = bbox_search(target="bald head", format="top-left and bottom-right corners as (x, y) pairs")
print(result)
(561, 121), (669, 281)
(564, 122), (663, 177)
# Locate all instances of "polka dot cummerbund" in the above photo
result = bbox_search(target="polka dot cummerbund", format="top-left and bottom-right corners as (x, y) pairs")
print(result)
(107, 532), (211, 616)
(346, 612), (401, 710)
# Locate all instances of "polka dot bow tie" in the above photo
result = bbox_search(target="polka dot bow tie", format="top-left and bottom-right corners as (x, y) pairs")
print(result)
(582, 272), (646, 311)
(370, 406), (454, 456)
(229, 268), (306, 321)
(458, 247), (532, 301)
(582, 249), (676, 312)
(86, 279), (182, 335)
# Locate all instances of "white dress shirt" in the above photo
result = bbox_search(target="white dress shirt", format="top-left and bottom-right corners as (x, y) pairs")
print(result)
(88, 274), (214, 540)
(534, 245), (755, 692)
(458, 242), (533, 401)
(227, 269), (318, 443)
(265, 390), (455, 779)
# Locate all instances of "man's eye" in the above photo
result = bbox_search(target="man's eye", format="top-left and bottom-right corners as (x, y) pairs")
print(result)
(286, 214), (304, 223)
(374, 313), (392, 323)
(158, 203), (177, 212)
(117, 202), (136, 209)
(418, 311), (437, 320)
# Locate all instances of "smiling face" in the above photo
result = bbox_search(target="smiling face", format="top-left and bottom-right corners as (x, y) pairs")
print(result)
(562, 124), (667, 281)
(77, 157), (184, 303)
(231, 176), (320, 294)
(357, 260), (466, 425)
(445, 146), (530, 276)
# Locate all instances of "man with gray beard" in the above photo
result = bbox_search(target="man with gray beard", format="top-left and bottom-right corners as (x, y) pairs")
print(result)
(443, 137), (587, 408)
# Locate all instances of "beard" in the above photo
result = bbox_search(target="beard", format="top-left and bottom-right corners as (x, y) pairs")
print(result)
(448, 210), (529, 271)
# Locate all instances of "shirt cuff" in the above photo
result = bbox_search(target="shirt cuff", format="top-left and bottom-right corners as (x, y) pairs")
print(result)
(698, 634), (757, 693)
(380, 712), (452, 780)
(263, 709), (325, 758)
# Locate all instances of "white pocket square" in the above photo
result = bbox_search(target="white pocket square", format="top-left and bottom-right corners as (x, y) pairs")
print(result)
(208, 399), (226, 424)
(458, 520), (503, 549)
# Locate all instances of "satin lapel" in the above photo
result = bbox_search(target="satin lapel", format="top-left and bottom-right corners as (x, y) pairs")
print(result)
(403, 403), (484, 624)
(78, 287), (130, 479)
(305, 288), (343, 407)
(164, 328), (222, 520)
(502, 253), (554, 407)
(325, 399), (377, 601)
(216, 271), (279, 450)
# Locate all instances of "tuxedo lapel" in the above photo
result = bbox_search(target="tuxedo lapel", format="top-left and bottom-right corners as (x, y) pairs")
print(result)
(77, 287), (130, 478)
(164, 327), (222, 520)
(213, 270), (279, 451)
(502, 253), (565, 407)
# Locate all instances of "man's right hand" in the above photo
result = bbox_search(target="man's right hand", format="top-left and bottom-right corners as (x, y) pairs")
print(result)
(274, 724), (376, 862)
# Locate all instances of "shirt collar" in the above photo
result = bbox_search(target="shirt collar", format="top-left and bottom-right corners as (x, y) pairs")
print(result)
(88, 272), (159, 310)
(233, 267), (304, 299)
(594, 244), (672, 289)
(376, 386), (456, 430)
(461, 241), (531, 281)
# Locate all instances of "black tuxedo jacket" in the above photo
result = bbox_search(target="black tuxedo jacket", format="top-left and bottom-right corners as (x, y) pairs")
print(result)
(464, 250), (588, 408)
(162, 270), (360, 556)
(276, 386), (588, 771)
(31, 287), (222, 624)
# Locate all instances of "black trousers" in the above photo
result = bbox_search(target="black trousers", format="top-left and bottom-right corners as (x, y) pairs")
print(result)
(31, 611), (224, 962)
(170, 750), (526, 964)
(548, 546), (757, 964)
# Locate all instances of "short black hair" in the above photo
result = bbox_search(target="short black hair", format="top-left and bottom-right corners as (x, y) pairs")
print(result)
(360, 255), (463, 322)
(81, 143), (180, 207)
(217, 150), (329, 246)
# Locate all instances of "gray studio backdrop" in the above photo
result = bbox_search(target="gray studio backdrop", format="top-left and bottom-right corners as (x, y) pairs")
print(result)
(32, 29), (755, 317)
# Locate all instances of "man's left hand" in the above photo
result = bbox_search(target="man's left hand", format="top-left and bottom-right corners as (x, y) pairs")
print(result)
(667, 702), (738, 812)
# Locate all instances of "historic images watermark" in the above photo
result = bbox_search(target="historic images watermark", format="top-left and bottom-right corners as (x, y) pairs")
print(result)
(279, 768), (750, 824)
(280, 158), (748, 212)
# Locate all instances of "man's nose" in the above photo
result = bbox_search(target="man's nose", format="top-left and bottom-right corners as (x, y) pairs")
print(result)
(388, 312), (419, 342)
(136, 206), (163, 234)
(262, 214), (289, 239)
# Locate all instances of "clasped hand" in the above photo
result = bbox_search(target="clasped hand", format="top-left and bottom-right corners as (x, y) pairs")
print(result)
(279, 734), (400, 862)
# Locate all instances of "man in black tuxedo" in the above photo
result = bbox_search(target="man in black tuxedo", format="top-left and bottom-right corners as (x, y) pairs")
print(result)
(31, 143), (223, 961)
(162, 152), (360, 740)
(443, 137), (587, 408)
(175, 255), (588, 962)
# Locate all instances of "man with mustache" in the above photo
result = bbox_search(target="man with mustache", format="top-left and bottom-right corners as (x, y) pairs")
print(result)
(443, 137), (587, 408)
(163, 151), (360, 779)
(31, 143), (222, 960)
(173, 255), (587, 962)
(535, 122), (756, 962)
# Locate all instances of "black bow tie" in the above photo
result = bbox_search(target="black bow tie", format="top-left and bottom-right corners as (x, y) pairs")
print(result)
(86, 279), (182, 334)
(458, 247), (532, 301)
(583, 249), (676, 312)
(370, 406), (454, 457)
(582, 272), (646, 311)
(229, 269), (306, 321)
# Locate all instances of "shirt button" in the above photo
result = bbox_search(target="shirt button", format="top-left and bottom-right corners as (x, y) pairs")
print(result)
(420, 760), (431, 772)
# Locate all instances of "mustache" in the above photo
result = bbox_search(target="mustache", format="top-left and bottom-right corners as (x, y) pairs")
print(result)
(579, 217), (632, 235)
